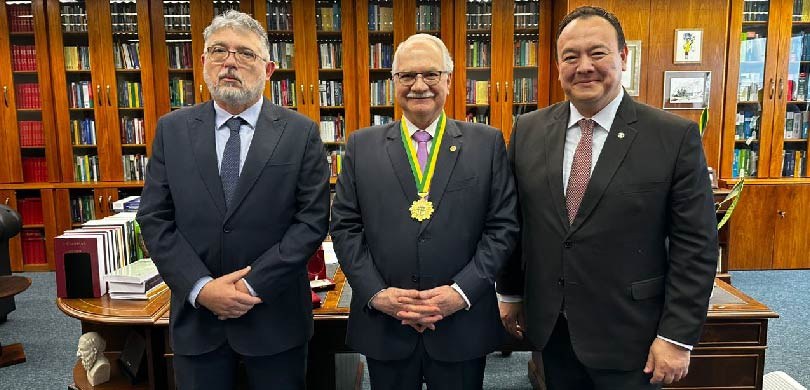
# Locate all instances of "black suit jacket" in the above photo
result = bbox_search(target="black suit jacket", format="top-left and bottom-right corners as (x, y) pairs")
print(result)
(497, 94), (718, 370)
(330, 119), (519, 362)
(137, 100), (330, 356)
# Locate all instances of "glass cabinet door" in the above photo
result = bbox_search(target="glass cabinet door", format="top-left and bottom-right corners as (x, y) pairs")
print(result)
(779, 1), (810, 177)
(315, 0), (346, 181)
(464, 0), (491, 124)
(163, 1), (195, 111)
(368, 0), (395, 126)
(512, 0), (540, 123)
(265, 0), (298, 110)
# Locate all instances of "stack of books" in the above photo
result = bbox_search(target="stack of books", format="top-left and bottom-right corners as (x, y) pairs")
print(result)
(107, 259), (167, 300)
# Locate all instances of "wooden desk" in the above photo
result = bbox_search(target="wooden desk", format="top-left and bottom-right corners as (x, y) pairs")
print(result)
(59, 273), (777, 390)
(0, 275), (31, 367)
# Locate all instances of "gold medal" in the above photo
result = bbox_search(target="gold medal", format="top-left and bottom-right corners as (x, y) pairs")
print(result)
(410, 194), (434, 221)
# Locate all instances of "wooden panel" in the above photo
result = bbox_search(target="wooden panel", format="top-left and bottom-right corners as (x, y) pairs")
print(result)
(354, 0), (371, 127)
(728, 185), (777, 270)
(0, 2), (22, 183)
(40, 188), (56, 270)
(699, 321), (766, 346)
(667, 354), (762, 388)
(772, 185), (810, 268)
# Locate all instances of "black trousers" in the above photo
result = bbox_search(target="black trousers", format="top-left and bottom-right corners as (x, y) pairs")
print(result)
(542, 315), (661, 390)
(366, 337), (486, 390)
(173, 342), (308, 390)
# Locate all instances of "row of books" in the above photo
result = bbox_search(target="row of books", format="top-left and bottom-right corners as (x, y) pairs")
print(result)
(372, 115), (393, 126)
(514, 39), (539, 66)
(121, 117), (146, 144)
(466, 80), (490, 105)
(61, 4), (88, 33)
(22, 157), (48, 183)
(467, 3), (493, 30)
(167, 42), (193, 69)
(735, 111), (760, 140)
(316, 4), (342, 32)
(64, 46), (91, 71)
(513, 77), (538, 104)
(214, 2), (240, 18)
(784, 111), (810, 139)
(68, 81), (94, 109)
(113, 196), (141, 213)
(74, 154), (100, 182)
(320, 115), (345, 143)
(55, 211), (146, 298)
(270, 42), (295, 69)
(110, 3), (139, 33)
(466, 39), (491, 67)
(267, 1), (293, 31)
(791, 0), (810, 22)
(19, 121), (45, 147)
(742, 0), (768, 22)
(789, 33), (810, 62)
(788, 73), (810, 102)
(737, 74), (761, 102)
(70, 195), (96, 224)
(465, 110), (490, 124)
(11, 45), (37, 72)
(326, 149), (344, 178)
(782, 150), (808, 177)
(370, 79), (394, 106)
(732, 147), (759, 178)
(369, 42), (394, 69)
(122, 154), (148, 182)
(16, 84), (41, 109)
(118, 81), (144, 108)
(368, 4), (394, 32)
(514, 1), (541, 29)
(113, 42), (141, 70)
(269, 79), (296, 107)
(18, 198), (44, 225)
(7, 4), (34, 33)
(169, 78), (195, 107)
(70, 118), (96, 146)
(318, 42), (343, 69)
(319, 80), (344, 107)
(163, 3), (191, 32)
(416, 3), (440, 31)
(21, 229), (46, 265)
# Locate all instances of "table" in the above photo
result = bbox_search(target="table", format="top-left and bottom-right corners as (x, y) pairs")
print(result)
(0, 275), (31, 367)
(58, 272), (778, 390)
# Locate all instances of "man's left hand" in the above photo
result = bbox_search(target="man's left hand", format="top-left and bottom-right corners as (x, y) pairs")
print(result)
(644, 338), (691, 384)
(404, 285), (467, 318)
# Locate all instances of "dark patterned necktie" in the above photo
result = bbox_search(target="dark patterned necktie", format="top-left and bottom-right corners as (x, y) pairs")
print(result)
(566, 118), (595, 224)
(221, 116), (244, 208)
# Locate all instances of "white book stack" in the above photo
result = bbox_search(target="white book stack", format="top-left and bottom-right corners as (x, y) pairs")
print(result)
(106, 258), (166, 300)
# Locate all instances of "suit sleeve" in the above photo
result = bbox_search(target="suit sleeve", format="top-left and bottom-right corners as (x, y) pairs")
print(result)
(243, 120), (330, 297)
(330, 133), (388, 309)
(452, 129), (520, 304)
(496, 116), (526, 297)
(659, 122), (719, 346)
(136, 118), (212, 300)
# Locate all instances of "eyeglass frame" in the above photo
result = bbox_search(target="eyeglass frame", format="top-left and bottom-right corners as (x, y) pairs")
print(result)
(205, 45), (268, 64)
(392, 71), (449, 86)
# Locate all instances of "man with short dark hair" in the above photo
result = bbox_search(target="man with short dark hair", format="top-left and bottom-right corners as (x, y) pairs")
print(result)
(498, 6), (718, 389)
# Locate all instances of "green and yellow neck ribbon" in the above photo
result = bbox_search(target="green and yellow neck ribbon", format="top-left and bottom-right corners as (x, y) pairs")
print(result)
(400, 112), (446, 196)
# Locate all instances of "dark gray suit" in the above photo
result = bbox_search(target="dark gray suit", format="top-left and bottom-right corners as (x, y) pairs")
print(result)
(137, 100), (330, 360)
(330, 119), (519, 365)
(497, 94), (718, 371)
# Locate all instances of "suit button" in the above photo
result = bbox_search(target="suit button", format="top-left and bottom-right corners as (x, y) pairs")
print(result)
(558, 278), (565, 286)
(411, 275), (419, 283)
(223, 226), (231, 233)
(563, 241), (572, 248)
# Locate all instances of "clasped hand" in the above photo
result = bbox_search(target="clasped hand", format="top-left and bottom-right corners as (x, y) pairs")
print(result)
(197, 266), (263, 320)
(371, 285), (466, 333)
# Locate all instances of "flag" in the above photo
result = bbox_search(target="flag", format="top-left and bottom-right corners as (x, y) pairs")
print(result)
(699, 107), (709, 137)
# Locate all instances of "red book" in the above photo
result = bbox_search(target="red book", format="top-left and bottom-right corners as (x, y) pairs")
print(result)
(55, 235), (107, 298)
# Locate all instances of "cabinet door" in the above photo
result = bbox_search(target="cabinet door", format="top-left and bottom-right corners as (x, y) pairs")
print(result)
(453, 0), (496, 125)
(722, 0), (782, 179)
(772, 185), (810, 268)
(0, 190), (23, 271)
(93, 188), (119, 218)
(356, 0), (398, 127)
(728, 184), (778, 270)
(0, 0), (59, 184)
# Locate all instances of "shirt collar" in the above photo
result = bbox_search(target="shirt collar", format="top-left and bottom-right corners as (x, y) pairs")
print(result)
(567, 88), (624, 132)
(402, 113), (442, 138)
(214, 97), (264, 130)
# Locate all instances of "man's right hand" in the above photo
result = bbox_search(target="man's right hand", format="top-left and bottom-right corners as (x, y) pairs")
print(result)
(197, 266), (263, 319)
(498, 301), (525, 339)
(371, 287), (442, 331)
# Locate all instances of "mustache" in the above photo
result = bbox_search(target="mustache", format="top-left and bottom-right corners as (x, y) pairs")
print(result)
(407, 92), (435, 98)
(218, 70), (242, 83)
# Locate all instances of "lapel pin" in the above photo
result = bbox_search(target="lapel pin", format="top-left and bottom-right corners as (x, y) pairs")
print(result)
(450, 145), (457, 152)
(617, 132), (625, 139)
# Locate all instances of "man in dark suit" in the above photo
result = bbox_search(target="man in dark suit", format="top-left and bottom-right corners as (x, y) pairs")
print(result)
(136, 10), (329, 390)
(497, 6), (718, 390)
(330, 34), (519, 389)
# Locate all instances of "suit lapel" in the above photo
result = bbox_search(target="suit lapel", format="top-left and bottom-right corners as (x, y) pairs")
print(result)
(225, 100), (285, 221)
(419, 119), (461, 235)
(546, 104), (570, 228)
(569, 94), (638, 232)
(189, 102), (226, 217)
(386, 121), (419, 202)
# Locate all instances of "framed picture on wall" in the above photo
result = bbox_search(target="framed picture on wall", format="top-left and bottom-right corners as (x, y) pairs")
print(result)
(674, 29), (703, 64)
(622, 40), (642, 96)
(663, 71), (711, 110)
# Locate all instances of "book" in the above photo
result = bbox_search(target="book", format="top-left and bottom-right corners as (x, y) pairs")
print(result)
(106, 258), (158, 284)
(55, 234), (106, 298)
(109, 282), (168, 300)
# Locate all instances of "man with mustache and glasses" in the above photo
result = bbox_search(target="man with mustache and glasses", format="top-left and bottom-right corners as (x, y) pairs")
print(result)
(497, 6), (718, 389)
(330, 34), (518, 389)
(137, 10), (329, 390)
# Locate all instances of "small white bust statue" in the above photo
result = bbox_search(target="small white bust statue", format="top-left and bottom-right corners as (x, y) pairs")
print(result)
(76, 332), (111, 386)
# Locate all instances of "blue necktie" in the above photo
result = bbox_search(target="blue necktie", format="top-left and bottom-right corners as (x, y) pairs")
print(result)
(221, 116), (244, 208)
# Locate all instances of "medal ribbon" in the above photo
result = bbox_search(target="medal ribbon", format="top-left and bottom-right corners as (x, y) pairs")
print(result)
(400, 112), (446, 195)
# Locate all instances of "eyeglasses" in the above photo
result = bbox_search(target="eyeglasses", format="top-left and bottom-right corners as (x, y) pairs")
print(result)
(393, 71), (447, 86)
(206, 45), (266, 64)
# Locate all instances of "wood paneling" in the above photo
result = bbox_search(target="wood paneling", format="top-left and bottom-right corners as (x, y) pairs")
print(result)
(728, 185), (778, 270)
(772, 185), (810, 268)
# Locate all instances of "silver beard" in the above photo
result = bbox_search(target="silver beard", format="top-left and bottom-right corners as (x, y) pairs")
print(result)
(80, 353), (95, 371)
(204, 70), (265, 107)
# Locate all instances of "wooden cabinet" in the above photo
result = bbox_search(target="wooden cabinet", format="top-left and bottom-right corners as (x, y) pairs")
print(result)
(0, 187), (56, 272)
(0, 0), (59, 184)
